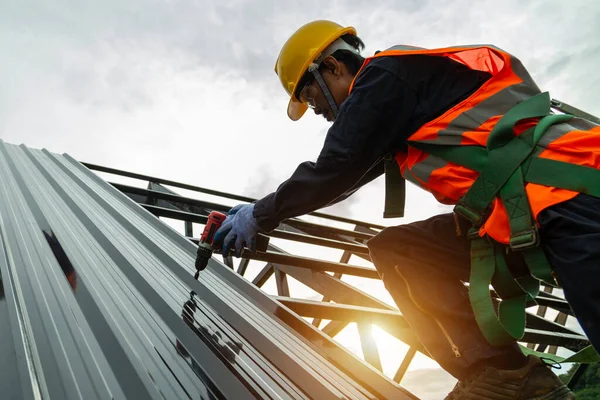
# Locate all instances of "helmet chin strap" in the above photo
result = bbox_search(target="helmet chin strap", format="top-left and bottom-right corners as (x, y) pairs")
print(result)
(308, 63), (339, 120)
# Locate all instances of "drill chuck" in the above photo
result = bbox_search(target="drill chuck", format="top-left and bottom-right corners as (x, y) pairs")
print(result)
(194, 242), (213, 278)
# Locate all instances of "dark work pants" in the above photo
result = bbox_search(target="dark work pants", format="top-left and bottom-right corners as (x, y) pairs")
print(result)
(367, 193), (600, 380)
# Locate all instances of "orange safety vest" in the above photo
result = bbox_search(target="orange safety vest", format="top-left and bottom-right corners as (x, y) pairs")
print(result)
(350, 45), (600, 244)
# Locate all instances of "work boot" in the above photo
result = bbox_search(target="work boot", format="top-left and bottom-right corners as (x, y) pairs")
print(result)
(444, 355), (575, 399)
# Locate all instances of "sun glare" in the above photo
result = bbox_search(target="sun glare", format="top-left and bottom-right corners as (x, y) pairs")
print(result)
(333, 323), (441, 381)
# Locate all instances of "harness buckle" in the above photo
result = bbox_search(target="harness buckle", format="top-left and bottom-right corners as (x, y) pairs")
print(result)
(509, 227), (539, 250)
(454, 202), (486, 227)
(466, 227), (481, 240)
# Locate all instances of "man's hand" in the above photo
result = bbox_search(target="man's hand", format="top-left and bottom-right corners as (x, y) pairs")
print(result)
(213, 204), (260, 257)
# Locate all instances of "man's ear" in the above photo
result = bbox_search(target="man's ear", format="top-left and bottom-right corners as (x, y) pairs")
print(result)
(322, 56), (342, 79)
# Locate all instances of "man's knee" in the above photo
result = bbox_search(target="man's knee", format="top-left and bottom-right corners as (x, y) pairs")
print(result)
(367, 225), (413, 269)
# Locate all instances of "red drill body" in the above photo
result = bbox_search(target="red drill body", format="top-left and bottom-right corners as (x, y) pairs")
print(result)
(194, 211), (227, 278)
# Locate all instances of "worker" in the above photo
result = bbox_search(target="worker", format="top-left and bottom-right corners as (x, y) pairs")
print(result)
(214, 20), (600, 399)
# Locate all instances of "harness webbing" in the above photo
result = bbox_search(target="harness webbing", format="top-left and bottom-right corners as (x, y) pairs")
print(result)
(383, 155), (406, 218)
(409, 92), (600, 360)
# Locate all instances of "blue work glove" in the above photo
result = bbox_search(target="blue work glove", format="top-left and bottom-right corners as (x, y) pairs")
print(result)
(213, 206), (240, 251)
(213, 204), (260, 257)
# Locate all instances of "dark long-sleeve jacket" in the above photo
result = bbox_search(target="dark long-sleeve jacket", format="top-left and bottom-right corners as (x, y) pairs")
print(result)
(253, 53), (491, 231)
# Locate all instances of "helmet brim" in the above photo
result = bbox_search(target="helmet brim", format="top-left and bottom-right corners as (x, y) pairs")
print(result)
(287, 97), (308, 121)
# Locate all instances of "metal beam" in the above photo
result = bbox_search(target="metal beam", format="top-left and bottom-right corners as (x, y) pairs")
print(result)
(142, 203), (371, 255)
(548, 312), (569, 354)
(273, 297), (409, 329)
(275, 269), (290, 297)
(394, 348), (417, 383)
(551, 99), (600, 124)
(119, 183), (380, 242)
(257, 239), (404, 354)
(322, 320), (351, 338)
(85, 163), (385, 229)
(147, 182), (196, 236)
(534, 296), (573, 316)
(252, 264), (275, 288)
(272, 265), (425, 354)
(534, 286), (554, 320)
(522, 329), (589, 352)
(358, 323), (382, 372)
(311, 273), (344, 329)
(311, 250), (350, 328)
(273, 264), (391, 310)
(526, 312), (583, 336)
(278, 221), (372, 264)
(118, 183), (230, 213)
(267, 229), (370, 255)
(529, 286), (559, 351)
(282, 219), (374, 241)
(145, 204), (210, 223)
(237, 258), (250, 276)
(239, 249), (380, 279)
(314, 225), (381, 335)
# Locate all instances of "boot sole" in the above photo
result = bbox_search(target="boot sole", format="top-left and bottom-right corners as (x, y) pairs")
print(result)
(525, 385), (576, 400)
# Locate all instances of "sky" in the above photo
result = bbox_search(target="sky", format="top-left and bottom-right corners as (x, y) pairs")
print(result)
(2, 1), (599, 398)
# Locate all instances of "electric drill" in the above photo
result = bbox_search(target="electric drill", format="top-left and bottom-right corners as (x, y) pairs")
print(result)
(194, 211), (227, 279)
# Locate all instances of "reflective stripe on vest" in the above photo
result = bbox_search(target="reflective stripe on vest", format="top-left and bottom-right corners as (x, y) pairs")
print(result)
(350, 45), (600, 243)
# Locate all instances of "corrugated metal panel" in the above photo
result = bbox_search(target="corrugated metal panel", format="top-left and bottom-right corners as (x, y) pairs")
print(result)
(0, 140), (415, 400)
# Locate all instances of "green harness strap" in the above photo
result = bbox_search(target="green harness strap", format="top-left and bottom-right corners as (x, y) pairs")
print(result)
(383, 155), (406, 218)
(524, 157), (600, 198)
(520, 343), (600, 364)
(408, 92), (600, 360)
(464, 95), (571, 347)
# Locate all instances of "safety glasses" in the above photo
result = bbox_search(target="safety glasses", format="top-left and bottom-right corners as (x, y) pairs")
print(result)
(298, 81), (319, 109)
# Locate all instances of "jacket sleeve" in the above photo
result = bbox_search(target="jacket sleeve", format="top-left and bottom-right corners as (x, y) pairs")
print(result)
(324, 159), (385, 207)
(252, 63), (419, 232)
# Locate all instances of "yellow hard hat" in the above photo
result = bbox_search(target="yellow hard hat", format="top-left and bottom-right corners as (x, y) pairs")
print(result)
(274, 20), (357, 121)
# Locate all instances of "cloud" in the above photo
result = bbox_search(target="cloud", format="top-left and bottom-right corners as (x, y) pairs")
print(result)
(241, 164), (279, 199)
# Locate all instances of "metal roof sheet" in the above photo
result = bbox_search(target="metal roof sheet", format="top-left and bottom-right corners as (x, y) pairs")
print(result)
(0, 140), (415, 399)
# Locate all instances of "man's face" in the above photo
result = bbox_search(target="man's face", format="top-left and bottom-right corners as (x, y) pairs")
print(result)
(298, 57), (353, 122)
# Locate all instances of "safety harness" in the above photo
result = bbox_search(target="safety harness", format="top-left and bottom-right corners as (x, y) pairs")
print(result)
(390, 92), (600, 361)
